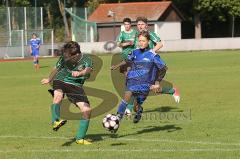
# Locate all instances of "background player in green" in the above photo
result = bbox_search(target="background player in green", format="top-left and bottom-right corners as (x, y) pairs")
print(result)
(135, 16), (163, 52)
(116, 17), (137, 62)
(41, 41), (92, 145)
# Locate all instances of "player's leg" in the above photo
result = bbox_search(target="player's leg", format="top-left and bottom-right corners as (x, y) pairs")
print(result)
(33, 53), (39, 71)
(120, 63), (134, 115)
(75, 101), (92, 145)
(133, 94), (147, 123)
(51, 89), (67, 131)
(66, 85), (92, 144)
(151, 66), (180, 103)
(157, 80), (180, 103)
(52, 80), (67, 131)
(125, 96), (134, 116)
(116, 91), (132, 120)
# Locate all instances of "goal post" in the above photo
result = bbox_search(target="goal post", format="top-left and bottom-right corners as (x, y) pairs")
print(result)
(0, 29), (54, 59)
(0, 30), (25, 59)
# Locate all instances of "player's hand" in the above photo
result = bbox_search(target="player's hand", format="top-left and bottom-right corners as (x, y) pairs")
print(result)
(128, 41), (134, 46)
(41, 78), (50, 85)
(150, 84), (161, 93)
(72, 71), (81, 77)
(110, 65), (118, 70)
(124, 41), (133, 46)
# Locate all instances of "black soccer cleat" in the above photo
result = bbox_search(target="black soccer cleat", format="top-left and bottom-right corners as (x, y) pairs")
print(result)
(133, 106), (143, 123)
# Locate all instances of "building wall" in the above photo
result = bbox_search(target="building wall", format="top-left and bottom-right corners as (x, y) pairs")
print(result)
(160, 6), (183, 22)
(98, 26), (121, 41)
(79, 37), (240, 53)
(155, 22), (181, 40)
(2, 38), (240, 58)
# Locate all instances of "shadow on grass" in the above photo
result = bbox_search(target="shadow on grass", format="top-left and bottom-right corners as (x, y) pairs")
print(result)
(39, 65), (50, 69)
(111, 142), (127, 146)
(118, 124), (182, 138)
(144, 106), (183, 113)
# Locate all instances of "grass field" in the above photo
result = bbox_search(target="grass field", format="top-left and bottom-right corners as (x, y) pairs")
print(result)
(0, 50), (240, 158)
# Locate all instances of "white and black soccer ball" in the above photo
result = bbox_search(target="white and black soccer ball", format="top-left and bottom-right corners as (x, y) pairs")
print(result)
(102, 114), (120, 132)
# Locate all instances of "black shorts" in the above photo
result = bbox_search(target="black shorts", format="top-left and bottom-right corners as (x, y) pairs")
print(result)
(119, 61), (131, 74)
(53, 80), (89, 105)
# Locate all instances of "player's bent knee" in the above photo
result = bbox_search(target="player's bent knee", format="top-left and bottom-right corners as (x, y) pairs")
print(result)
(82, 107), (91, 119)
(53, 94), (63, 104)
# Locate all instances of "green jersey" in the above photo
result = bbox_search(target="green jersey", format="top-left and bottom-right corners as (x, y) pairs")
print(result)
(54, 54), (93, 86)
(117, 29), (137, 60)
(134, 30), (161, 49)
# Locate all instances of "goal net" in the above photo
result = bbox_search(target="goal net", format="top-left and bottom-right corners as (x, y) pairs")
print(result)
(65, 8), (97, 42)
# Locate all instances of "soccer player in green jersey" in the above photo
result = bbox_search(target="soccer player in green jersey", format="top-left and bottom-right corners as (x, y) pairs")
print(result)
(116, 17), (137, 74)
(117, 18), (137, 61)
(135, 16), (163, 52)
(41, 41), (92, 145)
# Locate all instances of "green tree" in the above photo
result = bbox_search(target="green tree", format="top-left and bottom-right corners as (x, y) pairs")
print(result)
(174, 0), (240, 38)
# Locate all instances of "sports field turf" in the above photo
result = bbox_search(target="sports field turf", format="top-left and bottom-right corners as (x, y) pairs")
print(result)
(0, 50), (240, 158)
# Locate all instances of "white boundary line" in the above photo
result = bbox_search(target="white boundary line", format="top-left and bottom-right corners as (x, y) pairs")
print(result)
(0, 135), (240, 146)
(0, 148), (240, 153)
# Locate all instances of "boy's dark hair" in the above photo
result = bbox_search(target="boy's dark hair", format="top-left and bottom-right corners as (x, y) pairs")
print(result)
(136, 16), (148, 24)
(138, 30), (150, 40)
(32, 33), (37, 36)
(123, 17), (131, 23)
(63, 41), (81, 57)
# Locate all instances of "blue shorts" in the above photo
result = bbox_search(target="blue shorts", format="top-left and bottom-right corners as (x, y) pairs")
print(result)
(126, 80), (150, 95)
(32, 50), (39, 57)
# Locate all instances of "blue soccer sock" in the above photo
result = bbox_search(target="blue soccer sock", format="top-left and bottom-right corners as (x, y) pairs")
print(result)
(117, 100), (128, 119)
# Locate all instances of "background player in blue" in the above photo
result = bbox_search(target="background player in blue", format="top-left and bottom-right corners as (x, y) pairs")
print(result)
(111, 31), (167, 131)
(29, 33), (41, 71)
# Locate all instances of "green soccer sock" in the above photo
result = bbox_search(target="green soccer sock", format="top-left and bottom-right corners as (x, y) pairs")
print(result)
(51, 103), (60, 123)
(161, 86), (175, 95)
(76, 119), (90, 140)
(126, 96), (134, 111)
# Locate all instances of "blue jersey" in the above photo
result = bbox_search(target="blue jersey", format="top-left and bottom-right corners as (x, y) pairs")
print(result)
(29, 38), (41, 55)
(126, 48), (166, 94)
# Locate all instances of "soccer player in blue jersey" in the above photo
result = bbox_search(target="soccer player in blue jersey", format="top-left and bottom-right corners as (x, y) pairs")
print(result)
(111, 31), (167, 128)
(29, 33), (41, 71)
(116, 17), (137, 115)
(135, 16), (180, 103)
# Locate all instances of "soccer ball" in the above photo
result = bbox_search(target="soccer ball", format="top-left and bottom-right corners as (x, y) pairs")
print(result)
(102, 114), (120, 132)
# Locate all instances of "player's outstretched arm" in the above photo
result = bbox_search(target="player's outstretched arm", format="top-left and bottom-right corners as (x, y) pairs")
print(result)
(110, 60), (127, 70)
(72, 67), (92, 77)
(153, 41), (163, 52)
(118, 41), (133, 48)
(41, 68), (59, 85)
